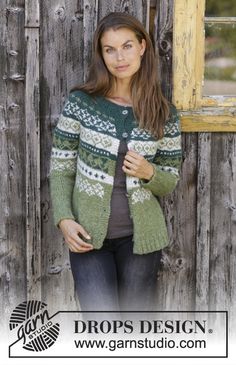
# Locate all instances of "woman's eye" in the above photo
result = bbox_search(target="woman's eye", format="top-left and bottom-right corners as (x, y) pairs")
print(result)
(104, 44), (132, 54)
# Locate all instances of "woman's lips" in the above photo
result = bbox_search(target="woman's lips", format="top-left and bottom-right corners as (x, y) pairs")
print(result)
(115, 65), (129, 71)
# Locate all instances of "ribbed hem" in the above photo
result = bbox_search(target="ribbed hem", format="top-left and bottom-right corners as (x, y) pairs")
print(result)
(132, 233), (169, 254)
(89, 231), (169, 255)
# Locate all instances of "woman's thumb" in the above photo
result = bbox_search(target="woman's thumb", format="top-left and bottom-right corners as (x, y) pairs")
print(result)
(77, 224), (91, 239)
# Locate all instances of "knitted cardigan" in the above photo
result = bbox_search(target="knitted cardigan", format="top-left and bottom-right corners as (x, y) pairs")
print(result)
(49, 90), (182, 254)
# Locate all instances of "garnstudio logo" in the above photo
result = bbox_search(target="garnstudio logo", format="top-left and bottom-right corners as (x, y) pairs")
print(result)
(9, 300), (60, 352)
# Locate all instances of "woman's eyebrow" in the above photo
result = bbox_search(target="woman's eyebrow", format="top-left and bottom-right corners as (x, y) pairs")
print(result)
(103, 40), (134, 48)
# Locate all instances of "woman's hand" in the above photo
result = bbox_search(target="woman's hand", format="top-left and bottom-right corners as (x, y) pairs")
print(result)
(122, 150), (154, 180)
(58, 219), (93, 253)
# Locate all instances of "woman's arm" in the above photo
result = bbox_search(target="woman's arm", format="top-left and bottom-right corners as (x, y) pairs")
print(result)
(49, 92), (80, 227)
(123, 105), (182, 197)
(140, 105), (182, 197)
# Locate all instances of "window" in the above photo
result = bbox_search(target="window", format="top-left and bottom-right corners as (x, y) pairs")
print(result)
(173, 0), (236, 131)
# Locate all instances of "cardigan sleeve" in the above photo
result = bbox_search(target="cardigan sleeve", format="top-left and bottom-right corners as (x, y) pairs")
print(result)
(140, 105), (182, 197)
(49, 92), (80, 227)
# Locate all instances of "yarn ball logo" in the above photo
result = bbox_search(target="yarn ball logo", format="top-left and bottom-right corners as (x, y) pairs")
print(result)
(9, 300), (60, 352)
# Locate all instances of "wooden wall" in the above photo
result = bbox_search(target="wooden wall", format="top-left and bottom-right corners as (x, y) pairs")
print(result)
(1, 0), (236, 337)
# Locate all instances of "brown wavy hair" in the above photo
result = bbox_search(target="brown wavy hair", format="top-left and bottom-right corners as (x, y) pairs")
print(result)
(70, 12), (170, 139)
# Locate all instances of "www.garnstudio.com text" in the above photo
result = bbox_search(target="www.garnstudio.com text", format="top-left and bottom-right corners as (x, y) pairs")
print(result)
(74, 337), (206, 351)
(73, 319), (208, 351)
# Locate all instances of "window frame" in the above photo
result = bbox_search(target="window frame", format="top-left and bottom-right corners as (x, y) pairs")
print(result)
(173, 0), (236, 132)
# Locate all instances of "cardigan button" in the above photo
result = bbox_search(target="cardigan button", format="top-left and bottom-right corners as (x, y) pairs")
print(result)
(122, 110), (128, 115)
(122, 132), (128, 138)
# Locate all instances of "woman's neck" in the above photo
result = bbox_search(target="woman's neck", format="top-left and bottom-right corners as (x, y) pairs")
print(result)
(107, 95), (132, 106)
(108, 80), (132, 104)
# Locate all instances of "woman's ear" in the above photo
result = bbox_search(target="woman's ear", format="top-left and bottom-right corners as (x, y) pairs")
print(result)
(140, 39), (146, 56)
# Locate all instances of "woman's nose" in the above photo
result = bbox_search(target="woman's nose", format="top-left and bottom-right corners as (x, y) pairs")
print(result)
(116, 49), (124, 61)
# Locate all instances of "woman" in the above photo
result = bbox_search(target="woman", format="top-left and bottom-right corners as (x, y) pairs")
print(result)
(50, 12), (182, 313)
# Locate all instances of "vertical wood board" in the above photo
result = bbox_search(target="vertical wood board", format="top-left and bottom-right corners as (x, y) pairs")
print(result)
(0, 0), (27, 326)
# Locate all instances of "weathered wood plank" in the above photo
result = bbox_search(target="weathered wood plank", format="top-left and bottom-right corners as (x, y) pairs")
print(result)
(83, 0), (98, 81)
(161, 132), (197, 310)
(25, 0), (39, 27)
(173, 0), (205, 109)
(98, 0), (150, 28)
(202, 96), (236, 108)
(180, 113), (236, 132)
(195, 133), (211, 310)
(153, 0), (196, 311)
(155, 0), (173, 100)
(194, 0), (205, 108)
(0, 0), (26, 324)
(40, 0), (84, 312)
(25, 26), (41, 300)
(157, 133), (197, 310)
(173, 0), (198, 109)
(209, 133), (236, 335)
(205, 16), (236, 23)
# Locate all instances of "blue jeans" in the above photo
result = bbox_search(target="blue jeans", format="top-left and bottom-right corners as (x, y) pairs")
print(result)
(69, 235), (162, 312)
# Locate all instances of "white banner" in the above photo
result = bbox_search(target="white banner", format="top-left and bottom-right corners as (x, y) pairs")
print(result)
(7, 301), (228, 358)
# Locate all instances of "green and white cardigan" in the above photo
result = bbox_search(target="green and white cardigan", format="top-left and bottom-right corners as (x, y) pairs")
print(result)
(50, 90), (182, 254)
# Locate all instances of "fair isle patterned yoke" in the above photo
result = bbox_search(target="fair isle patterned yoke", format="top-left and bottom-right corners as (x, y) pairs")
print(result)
(49, 90), (182, 254)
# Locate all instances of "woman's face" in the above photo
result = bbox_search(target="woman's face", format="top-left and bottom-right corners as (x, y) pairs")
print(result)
(100, 27), (146, 82)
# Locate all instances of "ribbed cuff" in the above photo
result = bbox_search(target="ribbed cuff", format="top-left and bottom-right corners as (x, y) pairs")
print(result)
(140, 163), (179, 197)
